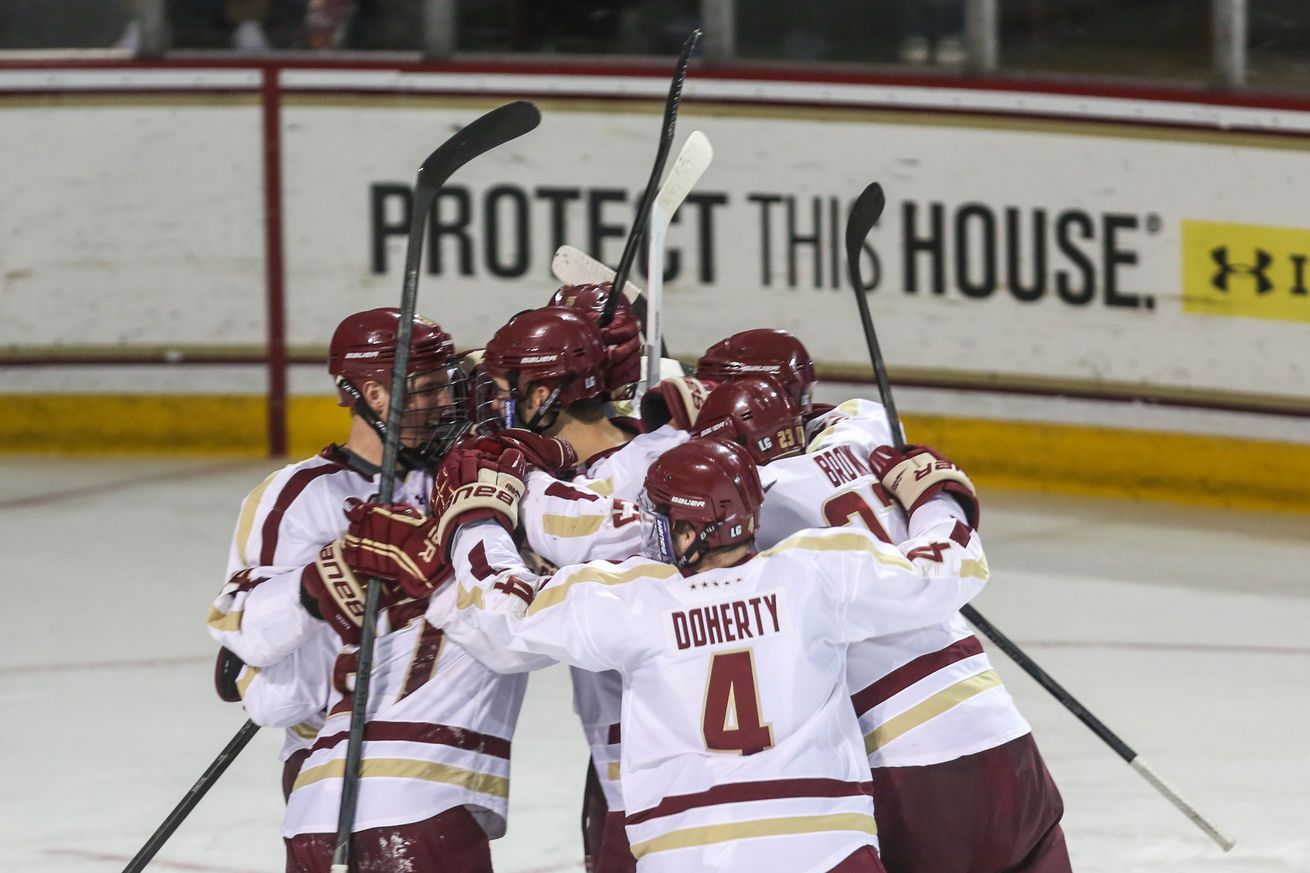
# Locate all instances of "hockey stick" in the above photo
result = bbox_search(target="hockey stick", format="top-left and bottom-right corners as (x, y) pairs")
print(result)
(552, 129), (714, 324)
(601, 28), (701, 328)
(645, 130), (712, 388)
(120, 719), (260, 873)
(843, 182), (1236, 852)
(332, 100), (541, 873)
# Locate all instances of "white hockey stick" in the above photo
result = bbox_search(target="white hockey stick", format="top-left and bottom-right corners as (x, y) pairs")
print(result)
(645, 130), (712, 388)
(551, 129), (714, 325)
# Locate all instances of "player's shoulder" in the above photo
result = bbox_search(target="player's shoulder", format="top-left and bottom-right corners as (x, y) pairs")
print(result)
(237, 446), (365, 536)
(757, 524), (886, 562)
(530, 554), (677, 613)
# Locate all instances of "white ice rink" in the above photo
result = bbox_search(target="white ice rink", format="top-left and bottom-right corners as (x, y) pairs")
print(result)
(2, 456), (1308, 873)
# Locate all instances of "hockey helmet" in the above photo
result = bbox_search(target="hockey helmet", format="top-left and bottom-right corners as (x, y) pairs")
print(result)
(327, 308), (466, 467)
(641, 439), (765, 568)
(695, 329), (817, 414)
(549, 282), (641, 400)
(483, 306), (609, 430)
(692, 375), (806, 465)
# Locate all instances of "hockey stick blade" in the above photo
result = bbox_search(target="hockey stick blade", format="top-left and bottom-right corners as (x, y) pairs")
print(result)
(843, 182), (899, 447)
(645, 130), (713, 386)
(603, 28), (701, 327)
(552, 131), (713, 301)
(333, 100), (540, 873)
(415, 100), (542, 199)
(552, 245), (642, 303)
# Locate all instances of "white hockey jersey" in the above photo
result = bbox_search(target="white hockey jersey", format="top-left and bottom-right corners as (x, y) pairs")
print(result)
(208, 445), (433, 761)
(521, 423), (688, 812)
(209, 444), (527, 839)
(445, 502), (989, 873)
(763, 399), (1031, 768)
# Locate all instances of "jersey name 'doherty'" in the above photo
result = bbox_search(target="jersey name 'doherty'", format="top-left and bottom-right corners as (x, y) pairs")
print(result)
(667, 590), (786, 651)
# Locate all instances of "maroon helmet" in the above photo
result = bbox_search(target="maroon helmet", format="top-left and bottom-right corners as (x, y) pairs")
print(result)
(328, 308), (465, 467)
(483, 307), (609, 430)
(641, 439), (765, 568)
(695, 329), (817, 414)
(549, 282), (641, 399)
(692, 375), (806, 465)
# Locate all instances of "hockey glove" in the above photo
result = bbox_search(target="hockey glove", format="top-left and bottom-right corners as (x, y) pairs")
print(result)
(470, 428), (578, 478)
(342, 500), (447, 600)
(431, 446), (527, 560)
(300, 539), (404, 645)
(600, 317), (642, 397)
(870, 444), (980, 530)
(639, 376), (717, 431)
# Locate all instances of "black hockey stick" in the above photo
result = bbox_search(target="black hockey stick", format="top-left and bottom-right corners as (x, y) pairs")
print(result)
(601, 28), (701, 329)
(843, 182), (1235, 851)
(332, 100), (541, 873)
(121, 719), (260, 873)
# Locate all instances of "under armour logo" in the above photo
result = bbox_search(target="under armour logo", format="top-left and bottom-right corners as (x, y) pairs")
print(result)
(1211, 246), (1273, 294)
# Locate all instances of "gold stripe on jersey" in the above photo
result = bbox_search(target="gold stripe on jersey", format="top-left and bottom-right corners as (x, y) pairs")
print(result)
(291, 757), (509, 798)
(206, 606), (242, 632)
(583, 479), (614, 496)
(630, 812), (878, 858)
(541, 513), (606, 538)
(236, 665), (260, 699)
(758, 531), (915, 571)
(806, 399), (865, 454)
(236, 470), (280, 566)
(961, 557), (990, 580)
(527, 562), (678, 615)
(865, 669), (1003, 754)
(607, 762), (621, 780)
(291, 721), (320, 740)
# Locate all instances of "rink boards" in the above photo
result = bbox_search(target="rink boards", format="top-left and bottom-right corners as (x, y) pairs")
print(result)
(1, 62), (1308, 510)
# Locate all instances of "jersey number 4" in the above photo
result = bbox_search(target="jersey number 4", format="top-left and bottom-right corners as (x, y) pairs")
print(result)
(702, 650), (774, 755)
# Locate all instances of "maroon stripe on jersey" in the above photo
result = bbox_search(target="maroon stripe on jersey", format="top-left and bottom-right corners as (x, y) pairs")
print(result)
(606, 723), (621, 744)
(949, 520), (972, 547)
(226, 567), (264, 594)
(850, 635), (985, 716)
(467, 541), (499, 581)
(625, 777), (874, 826)
(386, 599), (429, 629)
(545, 481), (600, 502)
(259, 462), (343, 565)
(310, 721), (511, 759)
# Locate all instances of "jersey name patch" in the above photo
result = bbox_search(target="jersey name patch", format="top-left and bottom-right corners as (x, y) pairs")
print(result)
(812, 444), (871, 487)
(667, 591), (785, 652)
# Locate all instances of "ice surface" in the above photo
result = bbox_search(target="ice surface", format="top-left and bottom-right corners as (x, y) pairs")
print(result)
(1, 457), (1306, 872)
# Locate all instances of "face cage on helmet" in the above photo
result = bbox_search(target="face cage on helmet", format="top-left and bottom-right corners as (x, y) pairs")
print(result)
(340, 365), (471, 469)
(402, 365), (475, 466)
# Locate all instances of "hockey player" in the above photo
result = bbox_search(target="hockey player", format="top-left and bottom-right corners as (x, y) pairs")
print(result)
(694, 328), (818, 418)
(420, 436), (988, 873)
(479, 300), (695, 872)
(690, 376), (1071, 873)
(208, 308), (515, 873)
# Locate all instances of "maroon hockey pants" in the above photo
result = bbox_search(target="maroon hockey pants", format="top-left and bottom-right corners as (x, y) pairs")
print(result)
(871, 733), (1071, 873)
(285, 805), (492, 873)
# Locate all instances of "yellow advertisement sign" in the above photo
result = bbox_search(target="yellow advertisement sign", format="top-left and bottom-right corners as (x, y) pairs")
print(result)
(1182, 220), (1310, 323)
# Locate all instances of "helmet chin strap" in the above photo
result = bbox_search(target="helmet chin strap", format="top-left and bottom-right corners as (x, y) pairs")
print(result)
(676, 521), (721, 569)
(513, 375), (570, 433)
(338, 376), (424, 472)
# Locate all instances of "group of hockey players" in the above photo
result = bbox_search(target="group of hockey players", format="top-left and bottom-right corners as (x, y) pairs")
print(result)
(207, 281), (1072, 873)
